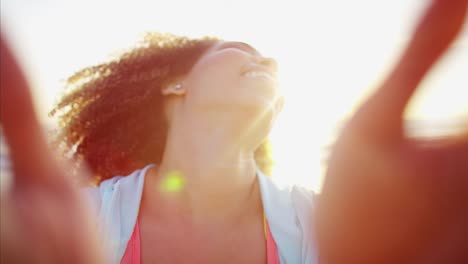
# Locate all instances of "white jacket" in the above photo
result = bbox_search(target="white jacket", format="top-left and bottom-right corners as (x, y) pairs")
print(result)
(85, 164), (318, 264)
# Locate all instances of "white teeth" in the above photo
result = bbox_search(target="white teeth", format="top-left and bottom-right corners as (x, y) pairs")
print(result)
(243, 71), (273, 79)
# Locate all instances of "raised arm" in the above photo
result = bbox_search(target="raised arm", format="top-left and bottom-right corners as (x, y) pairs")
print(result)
(1, 34), (105, 264)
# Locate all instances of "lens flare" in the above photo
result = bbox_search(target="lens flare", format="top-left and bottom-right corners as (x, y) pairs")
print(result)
(159, 170), (185, 193)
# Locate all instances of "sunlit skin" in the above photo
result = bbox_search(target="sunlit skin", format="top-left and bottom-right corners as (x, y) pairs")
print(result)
(1, 0), (467, 263)
(137, 41), (281, 263)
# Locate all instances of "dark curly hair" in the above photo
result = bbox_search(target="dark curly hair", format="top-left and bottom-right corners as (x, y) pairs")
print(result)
(50, 32), (273, 185)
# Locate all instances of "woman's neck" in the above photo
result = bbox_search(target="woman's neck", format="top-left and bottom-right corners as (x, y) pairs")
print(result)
(145, 113), (262, 224)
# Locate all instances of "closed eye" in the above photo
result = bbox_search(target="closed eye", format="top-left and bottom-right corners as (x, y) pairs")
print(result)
(216, 42), (260, 56)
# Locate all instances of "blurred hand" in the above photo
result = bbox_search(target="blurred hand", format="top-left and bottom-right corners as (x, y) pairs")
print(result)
(0, 36), (105, 263)
(316, 0), (468, 263)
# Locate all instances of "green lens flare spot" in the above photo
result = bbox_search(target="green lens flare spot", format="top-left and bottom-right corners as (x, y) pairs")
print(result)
(160, 170), (185, 193)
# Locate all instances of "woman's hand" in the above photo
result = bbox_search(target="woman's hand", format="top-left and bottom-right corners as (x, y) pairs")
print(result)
(0, 36), (105, 263)
(316, 0), (468, 263)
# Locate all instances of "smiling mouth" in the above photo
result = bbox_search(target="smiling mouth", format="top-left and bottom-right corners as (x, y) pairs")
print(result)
(241, 70), (276, 82)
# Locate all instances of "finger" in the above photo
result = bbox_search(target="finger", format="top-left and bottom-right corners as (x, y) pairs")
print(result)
(351, 0), (468, 144)
(0, 35), (65, 187)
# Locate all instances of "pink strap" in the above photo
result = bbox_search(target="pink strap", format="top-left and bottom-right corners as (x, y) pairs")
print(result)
(121, 220), (280, 264)
(265, 220), (280, 264)
(121, 221), (141, 264)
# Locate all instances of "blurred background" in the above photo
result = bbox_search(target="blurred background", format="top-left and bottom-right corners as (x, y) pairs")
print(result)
(1, 0), (467, 192)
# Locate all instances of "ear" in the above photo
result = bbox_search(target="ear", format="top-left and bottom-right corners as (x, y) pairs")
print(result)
(161, 82), (186, 96)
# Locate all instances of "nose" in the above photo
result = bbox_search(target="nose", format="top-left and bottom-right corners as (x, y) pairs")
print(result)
(257, 57), (278, 73)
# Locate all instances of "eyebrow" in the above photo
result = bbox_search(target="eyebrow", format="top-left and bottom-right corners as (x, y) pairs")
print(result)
(216, 41), (260, 56)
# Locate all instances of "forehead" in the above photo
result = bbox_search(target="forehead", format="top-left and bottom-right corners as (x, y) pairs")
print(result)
(210, 41), (261, 56)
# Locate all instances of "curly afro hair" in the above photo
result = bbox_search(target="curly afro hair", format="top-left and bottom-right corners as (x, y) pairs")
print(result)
(50, 32), (273, 185)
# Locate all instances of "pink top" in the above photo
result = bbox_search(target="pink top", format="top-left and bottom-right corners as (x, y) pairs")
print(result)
(121, 218), (280, 264)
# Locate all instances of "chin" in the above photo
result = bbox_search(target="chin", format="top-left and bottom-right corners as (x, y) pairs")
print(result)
(242, 78), (278, 93)
(235, 97), (275, 113)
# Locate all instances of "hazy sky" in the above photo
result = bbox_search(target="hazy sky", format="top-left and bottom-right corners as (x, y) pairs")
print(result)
(2, 0), (467, 190)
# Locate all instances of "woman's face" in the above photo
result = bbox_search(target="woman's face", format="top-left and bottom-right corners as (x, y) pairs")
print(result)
(182, 41), (281, 114)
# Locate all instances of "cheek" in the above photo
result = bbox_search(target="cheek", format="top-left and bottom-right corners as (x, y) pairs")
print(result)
(189, 51), (247, 90)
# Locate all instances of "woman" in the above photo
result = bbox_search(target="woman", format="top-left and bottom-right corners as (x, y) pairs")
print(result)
(48, 33), (315, 263)
(1, 0), (467, 263)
